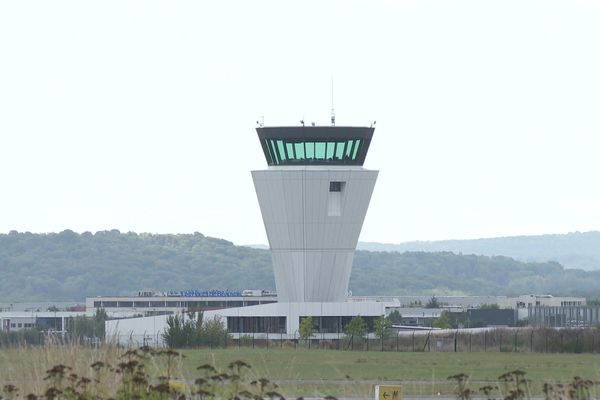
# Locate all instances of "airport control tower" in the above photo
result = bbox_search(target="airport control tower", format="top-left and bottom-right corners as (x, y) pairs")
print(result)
(252, 125), (378, 302)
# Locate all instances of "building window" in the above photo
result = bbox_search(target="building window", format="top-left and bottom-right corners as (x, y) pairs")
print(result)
(329, 181), (343, 192)
(328, 181), (345, 216)
(226, 316), (286, 334)
(262, 138), (364, 166)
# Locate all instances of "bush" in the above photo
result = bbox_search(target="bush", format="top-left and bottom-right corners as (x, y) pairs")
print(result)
(163, 312), (230, 348)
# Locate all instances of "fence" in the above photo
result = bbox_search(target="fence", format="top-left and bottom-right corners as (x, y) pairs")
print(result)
(195, 328), (600, 353)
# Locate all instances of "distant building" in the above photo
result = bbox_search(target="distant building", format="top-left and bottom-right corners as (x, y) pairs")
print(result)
(0, 311), (91, 334)
(86, 290), (277, 316)
(467, 309), (516, 327)
(528, 306), (600, 328)
(497, 294), (585, 309)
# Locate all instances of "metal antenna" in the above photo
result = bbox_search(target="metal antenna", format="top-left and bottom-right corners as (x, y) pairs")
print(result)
(330, 75), (335, 126)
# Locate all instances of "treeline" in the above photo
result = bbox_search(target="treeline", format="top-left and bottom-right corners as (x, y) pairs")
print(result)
(1, 230), (600, 302)
(359, 231), (600, 271)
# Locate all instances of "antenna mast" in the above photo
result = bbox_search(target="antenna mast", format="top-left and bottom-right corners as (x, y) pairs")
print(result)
(330, 75), (335, 126)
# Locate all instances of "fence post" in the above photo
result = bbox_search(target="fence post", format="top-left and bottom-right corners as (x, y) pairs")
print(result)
(469, 332), (471, 352)
(545, 330), (548, 353)
(454, 330), (457, 352)
(396, 333), (399, 352)
(428, 332), (431, 352)
(530, 330), (533, 353)
(499, 331), (502, 352)
(412, 331), (415, 352)
(560, 332), (564, 353)
(484, 330), (487, 352)
(514, 331), (518, 352)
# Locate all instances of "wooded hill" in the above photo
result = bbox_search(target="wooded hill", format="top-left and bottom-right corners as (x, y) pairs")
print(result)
(359, 231), (600, 271)
(0, 230), (599, 301)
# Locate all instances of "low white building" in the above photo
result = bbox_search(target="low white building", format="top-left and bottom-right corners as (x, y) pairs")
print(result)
(86, 292), (277, 315)
(0, 311), (92, 333)
(106, 301), (391, 346)
(498, 294), (586, 309)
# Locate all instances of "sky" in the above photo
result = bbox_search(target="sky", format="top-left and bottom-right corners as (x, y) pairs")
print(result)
(1, 0), (600, 246)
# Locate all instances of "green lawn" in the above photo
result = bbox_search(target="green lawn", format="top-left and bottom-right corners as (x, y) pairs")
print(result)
(181, 348), (600, 397)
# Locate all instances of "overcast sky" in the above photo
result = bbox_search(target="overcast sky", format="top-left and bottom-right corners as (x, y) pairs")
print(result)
(1, 0), (599, 245)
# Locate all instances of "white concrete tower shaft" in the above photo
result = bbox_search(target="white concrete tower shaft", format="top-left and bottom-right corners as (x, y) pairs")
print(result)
(252, 126), (378, 302)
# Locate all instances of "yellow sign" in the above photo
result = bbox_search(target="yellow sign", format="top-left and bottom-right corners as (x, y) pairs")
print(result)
(375, 385), (402, 400)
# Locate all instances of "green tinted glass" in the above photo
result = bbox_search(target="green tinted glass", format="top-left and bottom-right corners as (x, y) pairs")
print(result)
(315, 142), (326, 159)
(286, 143), (295, 159)
(294, 142), (305, 159)
(335, 142), (345, 160)
(266, 140), (275, 164)
(305, 142), (315, 159)
(345, 140), (354, 157)
(326, 142), (335, 159)
(268, 140), (280, 164)
(277, 140), (286, 161)
(352, 139), (361, 160)
(261, 137), (367, 165)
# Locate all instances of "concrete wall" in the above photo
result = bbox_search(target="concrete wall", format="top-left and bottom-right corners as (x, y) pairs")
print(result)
(252, 167), (378, 302)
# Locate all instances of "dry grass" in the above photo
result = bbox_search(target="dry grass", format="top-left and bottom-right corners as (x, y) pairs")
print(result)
(1, 343), (600, 399)
(0, 342), (127, 395)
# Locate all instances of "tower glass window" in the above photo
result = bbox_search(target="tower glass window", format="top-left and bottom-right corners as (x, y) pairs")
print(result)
(257, 126), (373, 166)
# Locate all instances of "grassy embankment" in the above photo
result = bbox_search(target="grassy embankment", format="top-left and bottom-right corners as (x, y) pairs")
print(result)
(1, 345), (600, 398)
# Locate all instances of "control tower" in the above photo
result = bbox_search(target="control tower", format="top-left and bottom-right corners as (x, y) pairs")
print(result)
(252, 126), (378, 302)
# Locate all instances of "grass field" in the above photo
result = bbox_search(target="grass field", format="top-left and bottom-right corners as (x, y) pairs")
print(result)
(1, 346), (599, 398)
(180, 348), (600, 397)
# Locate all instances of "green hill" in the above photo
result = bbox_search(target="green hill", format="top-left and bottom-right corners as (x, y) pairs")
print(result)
(0, 230), (599, 302)
(359, 231), (600, 271)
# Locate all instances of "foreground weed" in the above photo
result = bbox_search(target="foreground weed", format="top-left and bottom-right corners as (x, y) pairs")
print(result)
(448, 371), (598, 400)
(1, 346), (335, 400)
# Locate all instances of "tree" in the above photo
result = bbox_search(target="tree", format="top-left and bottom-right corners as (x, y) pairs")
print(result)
(67, 309), (107, 342)
(425, 296), (440, 308)
(163, 312), (230, 348)
(374, 315), (392, 340)
(387, 310), (402, 324)
(163, 314), (189, 348)
(432, 311), (452, 329)
(299, 316), (315, 340)
(344, 316), (367, 341)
